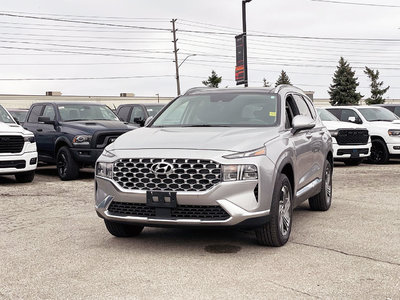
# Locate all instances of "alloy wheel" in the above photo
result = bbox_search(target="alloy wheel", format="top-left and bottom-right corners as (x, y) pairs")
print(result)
(278, 185), (291, 237)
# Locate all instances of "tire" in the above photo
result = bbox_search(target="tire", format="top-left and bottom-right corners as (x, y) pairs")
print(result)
(56, 146), (79, 180)
(255, 174), (293, 247)
(344, 158), (363, 166)
(309, 159), (332, 211)
(104, 220), (144, 237)
(15, 170), (35, 183)
(369, 139), (389, 164)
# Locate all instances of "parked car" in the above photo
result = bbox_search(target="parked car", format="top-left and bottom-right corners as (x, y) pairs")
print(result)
(8, 108), (29, 124)
(374, 104), (400, 118)
(95, 85), (333, 247)
(23, 102), (136, 180)
(326, 106), (400, 164)
(116, 103), (165, 126)
(317, 108), (371, 166)
(0, 104), (37, 182)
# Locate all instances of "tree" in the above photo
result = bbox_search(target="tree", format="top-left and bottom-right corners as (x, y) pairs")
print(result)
(329, 57), (362, 106)
(263, 78), (272, 87)
(364, 66), (390, 105)
(202, 70), (222, 88)
(275, 70), (291, 87)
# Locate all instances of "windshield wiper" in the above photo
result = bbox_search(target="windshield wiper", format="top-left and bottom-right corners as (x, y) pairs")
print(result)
(369, 119), (392, 122)
(181, 124), (230, 127)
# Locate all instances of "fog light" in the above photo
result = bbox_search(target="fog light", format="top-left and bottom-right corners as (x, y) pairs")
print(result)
(394, 146), (400, 150)
(30, 157), (37, 165)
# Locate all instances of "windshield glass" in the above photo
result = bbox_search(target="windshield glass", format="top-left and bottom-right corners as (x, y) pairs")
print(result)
(146, 105), (164, 117)
(10, 110), (28, 122)
(317, 108), (339, 121)
(58, 104), (119, 122)
(152, 92), (279, 127)
(0, 105), (15, 124)
(357, 107), (398, 122)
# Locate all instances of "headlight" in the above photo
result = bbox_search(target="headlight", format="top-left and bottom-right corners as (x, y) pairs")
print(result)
(328, 130), (339, 137)
(96, 162), (113, 179)
(72, 135), (91, 145)
(222, 164), (258, 182)
(23, 135), (35, 143)
(102, 149), (116, 158)
(388, 129), (400, 136)
(223, 146), (266, 159)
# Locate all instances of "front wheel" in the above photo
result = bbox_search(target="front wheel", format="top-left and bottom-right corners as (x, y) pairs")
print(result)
(255, 174), (293, 247)
(56, 146), (79, 180)
(15, 170), (35, 183)
(309, 159), (332, 211)
(104, 220), (144, 237)
(369, 139), (389, 164)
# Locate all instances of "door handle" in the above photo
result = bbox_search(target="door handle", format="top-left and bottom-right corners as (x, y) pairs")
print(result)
(306, 133), (312, 139)
(37, 128), (43, 132)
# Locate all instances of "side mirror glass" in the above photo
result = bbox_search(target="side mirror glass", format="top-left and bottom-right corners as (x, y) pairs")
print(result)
(144, 116), (154, 127)
(292, 115), (315, 134)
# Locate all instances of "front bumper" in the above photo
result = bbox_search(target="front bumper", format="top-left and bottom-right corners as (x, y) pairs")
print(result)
(0, 151), (37, 174)
(70, 148), (103, 165)
(95, 149), (275, 227)
(332, 141), (371, 160)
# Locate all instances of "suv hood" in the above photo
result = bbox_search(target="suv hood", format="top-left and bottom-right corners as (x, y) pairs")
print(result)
(60, 120), (136, 133)
(111, 127), (280, 152)
(322, 120), (367, 131)
(0, 122), (32, 135)
(366, 120), (400, 129)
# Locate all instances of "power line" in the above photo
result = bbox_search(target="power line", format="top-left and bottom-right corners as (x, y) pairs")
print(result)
(0, 75), (174, 81)
(311, 0), (400, 8)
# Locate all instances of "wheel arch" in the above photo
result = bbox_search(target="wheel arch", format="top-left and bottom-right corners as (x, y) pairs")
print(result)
(55, 137), (72, 156)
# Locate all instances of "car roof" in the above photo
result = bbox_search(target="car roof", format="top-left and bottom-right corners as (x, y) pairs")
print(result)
(183, 85), (305, 96)
(374, 104), (400, 107)
(32, 102), (106, 106)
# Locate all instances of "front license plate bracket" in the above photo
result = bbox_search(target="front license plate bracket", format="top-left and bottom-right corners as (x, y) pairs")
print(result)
(146, 191), (177, 208)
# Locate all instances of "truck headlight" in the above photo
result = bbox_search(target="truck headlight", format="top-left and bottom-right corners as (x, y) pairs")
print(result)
(222, 164), (258, 182)
(96, 162), (113, 179)
(388, 129), (400, 136)
(72, 135), (92, 145)
(23, 135), (35, 143)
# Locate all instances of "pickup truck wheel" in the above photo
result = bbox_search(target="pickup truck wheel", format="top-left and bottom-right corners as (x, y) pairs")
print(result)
(15, 171), (35, 183)
(57, 146), (79, 180)
(309, 160), (332, 211)
(104, 220), (144, 237)
(255, 174), (292, 247)
(344, 158), (363, 166)
(369, 139), (389, 164)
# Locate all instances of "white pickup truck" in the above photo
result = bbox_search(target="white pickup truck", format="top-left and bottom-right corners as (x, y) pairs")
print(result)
(0, 105), (38, 182)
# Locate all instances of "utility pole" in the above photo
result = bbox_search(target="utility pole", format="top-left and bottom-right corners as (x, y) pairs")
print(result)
(171, 19), (181, 96)
(242, 0), (252, 87)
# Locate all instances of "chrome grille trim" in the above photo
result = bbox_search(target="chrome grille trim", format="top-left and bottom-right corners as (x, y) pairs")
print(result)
(113, 158), (222, 192)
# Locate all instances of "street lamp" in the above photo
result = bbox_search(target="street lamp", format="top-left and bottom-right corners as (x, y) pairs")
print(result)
(175, 54), (196, 96)
(242, 0), (252, 87)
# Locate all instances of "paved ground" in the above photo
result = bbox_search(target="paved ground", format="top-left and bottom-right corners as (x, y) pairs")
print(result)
(1, 162), (399, 299)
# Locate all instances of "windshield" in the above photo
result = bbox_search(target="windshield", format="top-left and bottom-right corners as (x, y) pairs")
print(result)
(146, 105), (164, 117)
(0, 105), (15, 124)
(357, 107), (398, 122)
(317, 108), (339, 121)
(152, 92), (279, 127)
(58, 104), (119, 122)
(10, 110), (28, 122)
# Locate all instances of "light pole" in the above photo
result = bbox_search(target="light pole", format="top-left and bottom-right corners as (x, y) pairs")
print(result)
(242, 0), (252, 87)
(175, 54), (196, 96)
(155, 93), (160, 103)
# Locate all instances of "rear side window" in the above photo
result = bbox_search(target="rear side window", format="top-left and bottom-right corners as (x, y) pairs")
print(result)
(117, 106), (131, 121)
(43, 105), (56, 121)
(27, 105), (44, 123)
(130, 106), (146, 122)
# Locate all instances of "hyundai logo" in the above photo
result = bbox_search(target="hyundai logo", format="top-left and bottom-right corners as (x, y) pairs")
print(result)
(151, 162), (174, 175)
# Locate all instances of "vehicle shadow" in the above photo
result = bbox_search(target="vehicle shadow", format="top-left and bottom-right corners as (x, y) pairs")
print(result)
(35, 166), (94, 180)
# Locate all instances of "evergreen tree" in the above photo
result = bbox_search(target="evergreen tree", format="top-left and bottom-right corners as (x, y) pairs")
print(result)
(202, 70), (222, 88)
(329, 57), (362, 106)
(263, 78), (272, 87)
(275, 70), (291, 87)
(364, 66), (390, 105)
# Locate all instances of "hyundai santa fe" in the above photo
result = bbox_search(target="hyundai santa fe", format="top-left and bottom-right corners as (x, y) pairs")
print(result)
(95, 85), (333, 246)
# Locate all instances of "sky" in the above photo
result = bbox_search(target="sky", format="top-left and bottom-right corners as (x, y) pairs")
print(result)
(0, 0), (399, 99)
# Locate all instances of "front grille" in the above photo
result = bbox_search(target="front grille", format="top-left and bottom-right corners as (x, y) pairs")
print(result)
(0, 135), (24, 153)
(113, 158), (222, 192)
(108, 201), (230, 220)
(336, 129), (369, 145)
(0, 160), (26, 169)
(94, 131), (128, 149)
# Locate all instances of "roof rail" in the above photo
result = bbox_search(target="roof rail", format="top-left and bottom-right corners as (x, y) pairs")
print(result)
(184, 87), (214, 95)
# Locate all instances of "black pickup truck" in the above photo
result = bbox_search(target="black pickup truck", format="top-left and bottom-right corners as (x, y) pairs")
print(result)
(115, 103), (165, 126)
(23, 102), (136, 180)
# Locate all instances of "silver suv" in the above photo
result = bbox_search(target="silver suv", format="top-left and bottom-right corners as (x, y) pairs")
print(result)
(95, 85), (333, 246)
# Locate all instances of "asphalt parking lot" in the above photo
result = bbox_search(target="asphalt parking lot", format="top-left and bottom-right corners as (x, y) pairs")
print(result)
(1, 162), (399, 299)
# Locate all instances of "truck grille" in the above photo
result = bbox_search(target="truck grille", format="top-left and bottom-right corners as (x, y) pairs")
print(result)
(108, 201), (230, 220)
(0, 135), (24, 153)
(113, 158), (222, 192)
(336, 129), (369, 145)
(0, 160), (26, 169)
(94, 131), (129, 149)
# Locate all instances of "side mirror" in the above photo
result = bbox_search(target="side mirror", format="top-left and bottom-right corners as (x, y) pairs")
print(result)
(133, 117), (145, 127)
(291, 115), (315, 134)
(144, 116), (154, 127)
(38, 116), (56, 125)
